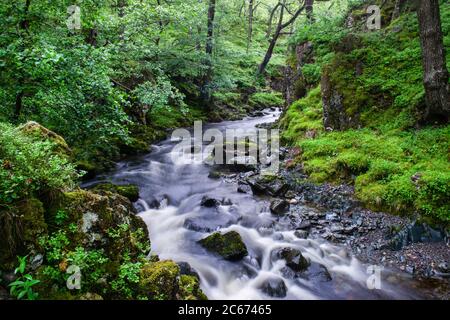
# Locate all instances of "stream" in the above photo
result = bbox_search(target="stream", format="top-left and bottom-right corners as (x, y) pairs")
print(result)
(85, 109), (427, 300)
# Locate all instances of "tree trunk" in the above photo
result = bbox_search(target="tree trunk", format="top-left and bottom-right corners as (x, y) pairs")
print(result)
(258, 1), (305, 74)
(205, 0), (216, 56)
(118, 0), (127, 45)
(14, 0), (32, 120)
(306, 0), (314, 23)
(266, 3), (280, 38)
(247, 0), (254, 53)
(201, 0), (216, 107)
(417, 0), (449, 122)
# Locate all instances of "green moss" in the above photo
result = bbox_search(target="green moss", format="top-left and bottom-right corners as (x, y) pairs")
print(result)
(19, 121), (71, 156)
(139, 260), (180, 300)
(91, 183), (140, 202)
(281, 3), (450, 225)
(0, 198), (48, 270)
(178, 275), (208, 300)
(281, 86), (323, 143)
(198, 231), (248, 261)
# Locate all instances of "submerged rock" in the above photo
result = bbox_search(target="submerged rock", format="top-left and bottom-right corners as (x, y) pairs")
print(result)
(198, 231), (248, 261)
(273, 248), (310, 272)
(200, 196), (221, 208)
(260, 277), (287, 298)
(237, 182), (252, 194)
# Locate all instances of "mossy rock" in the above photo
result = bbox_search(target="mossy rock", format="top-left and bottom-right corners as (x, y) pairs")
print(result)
(0, 198), (47, 270)
(90, 183), (140, 202)
(139, 260), (180, 300)
(19, 121), (71, 155)
(47, 190), (150, 260)
(198, 231), (248, 261)
(75, 160), (98, 180)
(178, 275), (207, 300)
(139, 261), (207, 300)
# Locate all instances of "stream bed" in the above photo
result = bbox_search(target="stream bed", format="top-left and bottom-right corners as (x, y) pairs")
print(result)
(84, 109), (437, 300)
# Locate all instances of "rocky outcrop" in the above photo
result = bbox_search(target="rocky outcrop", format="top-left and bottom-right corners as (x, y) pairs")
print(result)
(283, 41), (315, 107)
(321, 68), (361, 131)
(0, 198), (47, 270)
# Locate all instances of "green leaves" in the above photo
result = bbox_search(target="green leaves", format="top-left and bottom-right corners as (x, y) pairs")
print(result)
(0, 123), (79, 204)
(9, 256), (40, 300)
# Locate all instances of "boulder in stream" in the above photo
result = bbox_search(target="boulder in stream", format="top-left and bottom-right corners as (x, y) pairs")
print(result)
(259, 277), (287, 298)
(273, 247), (310, 272)
(198, 231), (248, 261)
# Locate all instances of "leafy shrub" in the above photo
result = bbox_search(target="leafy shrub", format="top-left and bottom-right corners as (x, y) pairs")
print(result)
(8, 256), (40, 300)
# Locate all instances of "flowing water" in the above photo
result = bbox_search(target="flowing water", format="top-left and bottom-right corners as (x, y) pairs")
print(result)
(85, 109), (427, 300)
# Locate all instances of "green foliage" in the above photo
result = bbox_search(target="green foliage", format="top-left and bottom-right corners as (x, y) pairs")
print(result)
(0, 123), (79, 204)
(282, 2), (450, 224)
(110, 254), (142, 299)
(281, 86), (323, 143)
(9, 256), (40, 300)
(249, 92), (284, 108)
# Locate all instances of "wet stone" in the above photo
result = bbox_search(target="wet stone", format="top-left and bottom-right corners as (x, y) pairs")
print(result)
(260, 277), (287, 298)
(270, 199), (290, 215)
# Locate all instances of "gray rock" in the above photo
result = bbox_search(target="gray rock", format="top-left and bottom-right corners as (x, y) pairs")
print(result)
(200, 196), (220, 208)
(260, 277), (287, 298)
(177, 262), (200, 280)
(237, 183), (252, 194)
(30, 254), (44, 270)
(437, 262), (449, 273)
(294, 230), (309, 239)
(270, 199), (290, 215)
(274, 248), (310, 272)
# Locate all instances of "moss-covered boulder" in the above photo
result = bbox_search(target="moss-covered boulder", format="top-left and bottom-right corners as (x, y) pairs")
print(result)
(47, 190), (150, 259)
(198, 231), (248, 261)
(139, 260), (206, 300)
(0, 198), (47, 270)
(19, 121), (71, 155)
(90, 183), (140, 202)
(139, 260), (180, 299)
(178, 275), (208, 300)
